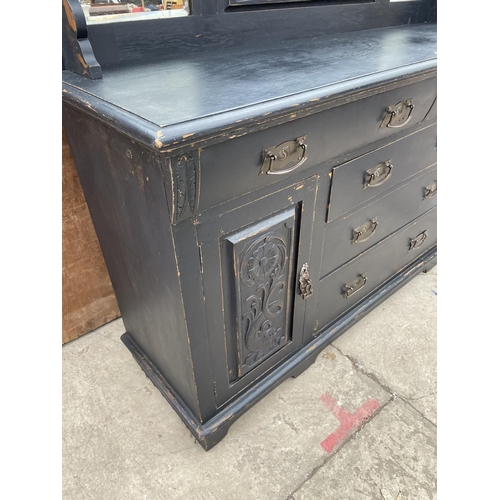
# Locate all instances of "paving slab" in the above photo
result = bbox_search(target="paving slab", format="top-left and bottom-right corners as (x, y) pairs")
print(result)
(291, 398), (437, 500)
(63, 319), (389, 500)
(333, 270), (437, 424)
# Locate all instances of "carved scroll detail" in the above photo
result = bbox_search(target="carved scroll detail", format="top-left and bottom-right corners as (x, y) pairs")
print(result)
(171, 154), (197, 224)
(236, 225), (292, 375)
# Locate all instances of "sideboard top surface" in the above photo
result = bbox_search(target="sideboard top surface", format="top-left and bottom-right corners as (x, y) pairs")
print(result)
(62, 23), (436, 151)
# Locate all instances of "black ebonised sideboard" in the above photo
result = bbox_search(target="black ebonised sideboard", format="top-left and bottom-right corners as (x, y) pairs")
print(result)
(62, 0), (437, 450)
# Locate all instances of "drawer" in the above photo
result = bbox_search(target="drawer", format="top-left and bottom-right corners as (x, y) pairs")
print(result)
(321, 165), (437, 277)
(316, 207), (437, 332)
(197, 77), (437, 212)
(327, 123), (437, 223)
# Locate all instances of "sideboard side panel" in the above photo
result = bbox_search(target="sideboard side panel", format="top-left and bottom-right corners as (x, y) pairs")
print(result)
(62, 104), (200, 418)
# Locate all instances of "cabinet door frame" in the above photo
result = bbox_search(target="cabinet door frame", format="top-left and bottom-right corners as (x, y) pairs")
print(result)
(197, 176), (319, 408)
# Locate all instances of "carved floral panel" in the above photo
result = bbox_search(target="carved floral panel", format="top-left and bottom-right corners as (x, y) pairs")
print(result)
(223, 207), (297, 378)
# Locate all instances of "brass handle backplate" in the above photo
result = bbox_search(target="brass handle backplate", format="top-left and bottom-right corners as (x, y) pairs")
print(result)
(299, 263), (313, 299)
(423, 181), (437, 199)
(261, 136), (308, 175)
(380, 99), (414, 128)
(364, 160), (393, 189)
(409, 230), (428, 250)
(343, 274), (367, 298)
(352, 218), (378, 244)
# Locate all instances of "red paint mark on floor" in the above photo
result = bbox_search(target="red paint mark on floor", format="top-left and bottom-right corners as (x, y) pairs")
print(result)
(320, 393), (380, 453)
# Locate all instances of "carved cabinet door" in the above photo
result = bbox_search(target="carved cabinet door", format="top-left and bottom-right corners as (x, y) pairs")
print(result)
(197, 176), (318, 408)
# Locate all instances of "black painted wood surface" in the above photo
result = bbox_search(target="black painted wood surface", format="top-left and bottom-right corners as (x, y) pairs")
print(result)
(63, 23), (436, 152)
(87, 0), (433, 66)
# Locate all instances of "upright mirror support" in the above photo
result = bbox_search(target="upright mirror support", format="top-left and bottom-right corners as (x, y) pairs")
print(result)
(62, 0), (102, 80)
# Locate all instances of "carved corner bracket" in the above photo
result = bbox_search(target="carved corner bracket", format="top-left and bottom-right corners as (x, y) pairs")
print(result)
(169, 153), (199, 225)
(62, 0), (102, 80)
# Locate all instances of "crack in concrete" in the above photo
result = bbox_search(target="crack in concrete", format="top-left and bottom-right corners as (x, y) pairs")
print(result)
(331, 345), (437, 428)
(95, 331), (125, 346)
(284, 398), (392, 500)
(398, 398), (437, 428)
(284, 342), (437, 500)
(332, 346), (397, 398)
(405, 392), (437, 401)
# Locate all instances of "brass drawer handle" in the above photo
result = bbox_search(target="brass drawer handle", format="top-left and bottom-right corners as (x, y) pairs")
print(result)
(343, 274), (367, 298)
(352, 218), (378, 244)
(380, 99), (414, 128)
(409, 230), (428, 250)
(364, 160), (393, 189)
(423, 181), (437, 199)
(261, 136), (308, 175)
(299, 263), (313, 299)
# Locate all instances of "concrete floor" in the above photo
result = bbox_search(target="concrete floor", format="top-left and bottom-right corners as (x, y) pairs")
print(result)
(62, 267), (437, 500)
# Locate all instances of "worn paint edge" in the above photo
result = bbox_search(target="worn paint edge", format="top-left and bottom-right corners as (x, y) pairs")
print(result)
(62, 63), (436, 155)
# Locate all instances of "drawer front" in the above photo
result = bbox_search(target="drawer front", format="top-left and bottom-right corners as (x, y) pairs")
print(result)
(321, 165), (437, 277)
(316, 207), (437, 332)
(198, 77), (437, 212)
(327, 123), (437, 222)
